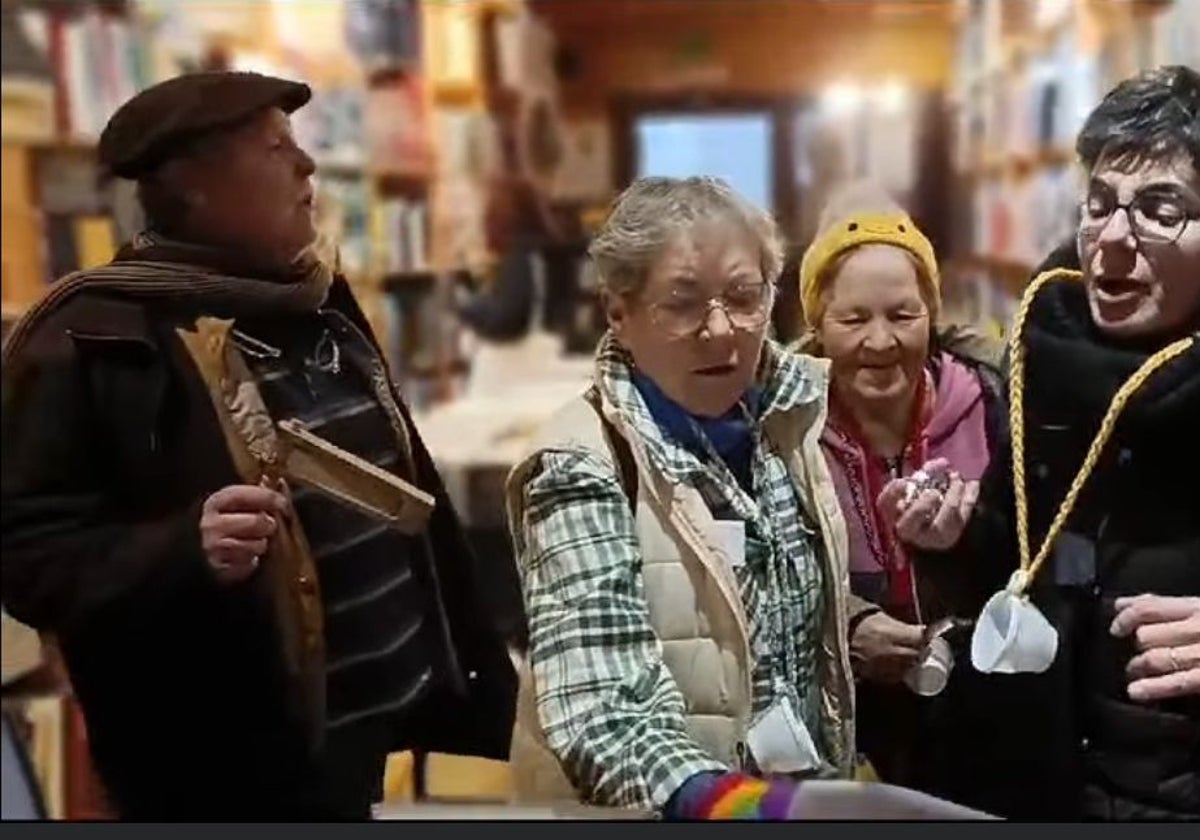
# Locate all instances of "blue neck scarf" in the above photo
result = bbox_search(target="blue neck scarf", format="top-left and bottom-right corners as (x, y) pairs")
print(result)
(631, 370), (763, 492)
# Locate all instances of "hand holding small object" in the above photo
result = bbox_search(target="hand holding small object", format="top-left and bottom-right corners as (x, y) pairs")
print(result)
(850, 612), (925, 684)
(878, 458), (978, 551)
(199, 482), (288, 585)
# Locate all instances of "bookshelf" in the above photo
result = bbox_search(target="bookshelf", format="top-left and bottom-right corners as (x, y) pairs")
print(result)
(1, 0), (144, 317)
(380, 0), (566, 404)
(2, 1), (560, 812)
(2, 0), (568, 406)
(946, 0), (1197, 324)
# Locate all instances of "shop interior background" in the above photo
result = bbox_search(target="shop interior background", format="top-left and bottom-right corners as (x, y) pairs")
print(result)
(1, 0), (1197, 819)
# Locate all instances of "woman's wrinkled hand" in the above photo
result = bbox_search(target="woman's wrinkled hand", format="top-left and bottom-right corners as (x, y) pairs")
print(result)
(850, 611), (925, 684)
(1111, 594), (1200, 702)
(199, 483), (288, 585)
(878, 458), (978, 552)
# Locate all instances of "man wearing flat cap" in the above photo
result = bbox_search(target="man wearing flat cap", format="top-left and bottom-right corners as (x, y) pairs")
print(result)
(1, 71), (516, 819)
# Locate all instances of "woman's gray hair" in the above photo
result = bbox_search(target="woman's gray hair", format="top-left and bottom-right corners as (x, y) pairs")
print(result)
(588, 176), (785, 298)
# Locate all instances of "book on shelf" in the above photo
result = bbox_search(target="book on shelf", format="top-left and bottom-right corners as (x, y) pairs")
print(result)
(74, 215), (117, 271)
(961, 162), (1079, 275)
(425, 1), (480, 91)
(11, 696), (64, 819)
(3, 692), (114, 821)
(438, 108), (500, 180)
(365, 74), (432, 177)
(19, 4), (148, 144)
(345, 0), (423, 71)
(372, 198), (428, 276)
(316, 176), (372, 279)
(1, 4), (57, 142)
(37, 151), (107, 216)
(29, 148), (120, 281)
(296, 85), (367, 172)
(1032, 165), (1080, 260)
(27, 210), (118, 285)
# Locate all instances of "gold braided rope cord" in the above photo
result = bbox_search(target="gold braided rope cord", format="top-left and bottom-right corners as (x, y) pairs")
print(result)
(1007, 271), (1195, 595)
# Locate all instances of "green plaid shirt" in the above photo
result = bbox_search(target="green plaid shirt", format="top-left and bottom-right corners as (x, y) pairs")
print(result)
(514, 336), (831, 810)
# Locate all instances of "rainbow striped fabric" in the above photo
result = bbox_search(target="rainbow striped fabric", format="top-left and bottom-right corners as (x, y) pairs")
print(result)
(667, 771), (798, 821)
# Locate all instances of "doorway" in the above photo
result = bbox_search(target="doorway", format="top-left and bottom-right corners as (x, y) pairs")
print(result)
(633, 110), (775, 211)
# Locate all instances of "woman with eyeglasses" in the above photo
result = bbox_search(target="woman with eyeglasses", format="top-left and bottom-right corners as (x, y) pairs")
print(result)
(503, 176), (857, 819)
(795, 181), (1005, 799)
(888, 65), (1200, 821)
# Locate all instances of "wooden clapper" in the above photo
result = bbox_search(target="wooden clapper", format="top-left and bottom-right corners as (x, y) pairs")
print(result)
(274, 419), (434, 534)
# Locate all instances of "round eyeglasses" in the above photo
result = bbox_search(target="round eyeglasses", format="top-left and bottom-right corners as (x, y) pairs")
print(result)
(1078, 188), (1199, 247)
(647, 281), (774, 339)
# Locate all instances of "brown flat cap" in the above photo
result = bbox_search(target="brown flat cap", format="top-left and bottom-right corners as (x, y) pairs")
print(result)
(98, 71), (312, 179)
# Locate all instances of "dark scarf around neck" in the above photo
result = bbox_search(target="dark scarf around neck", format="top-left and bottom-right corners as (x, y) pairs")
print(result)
(1024, 279), (1200, 434)
(2, 232), (333, 366)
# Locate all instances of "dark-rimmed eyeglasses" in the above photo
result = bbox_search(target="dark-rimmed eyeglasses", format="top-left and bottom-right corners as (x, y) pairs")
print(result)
(1078, 187), (1200, 246)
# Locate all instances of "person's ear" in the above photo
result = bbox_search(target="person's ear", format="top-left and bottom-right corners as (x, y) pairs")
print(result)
(158, 158), (208, 207)
(605, 290), (631, 334)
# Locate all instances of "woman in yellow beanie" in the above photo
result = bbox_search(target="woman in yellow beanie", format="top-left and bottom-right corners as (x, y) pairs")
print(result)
(797, 181), (1004, 800)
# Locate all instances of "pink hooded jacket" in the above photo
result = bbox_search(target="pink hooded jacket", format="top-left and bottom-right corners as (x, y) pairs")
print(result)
(820, 351), (993, 619)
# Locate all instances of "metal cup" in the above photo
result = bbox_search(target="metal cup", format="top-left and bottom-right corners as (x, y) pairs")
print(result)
(904, 617), (957, 697)
(904, 636), (954, 697)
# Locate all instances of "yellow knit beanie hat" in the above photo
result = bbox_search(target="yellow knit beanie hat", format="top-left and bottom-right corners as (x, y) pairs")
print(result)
(798, 181), (940, 327)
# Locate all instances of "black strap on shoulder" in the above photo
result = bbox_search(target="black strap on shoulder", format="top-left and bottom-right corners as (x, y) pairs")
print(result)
(585, 386), (638, 511)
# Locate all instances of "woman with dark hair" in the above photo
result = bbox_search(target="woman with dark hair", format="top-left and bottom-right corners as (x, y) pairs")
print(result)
(0, 71), (515, 819)
(888, 65), (1200, 821)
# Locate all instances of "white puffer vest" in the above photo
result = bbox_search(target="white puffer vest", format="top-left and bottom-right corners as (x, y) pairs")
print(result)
(505, 379), (855, 803)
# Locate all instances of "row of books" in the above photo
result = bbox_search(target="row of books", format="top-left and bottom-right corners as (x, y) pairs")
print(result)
(2, 614), (112, 820)
(13, 4), (149, 143)
(373, 198), (429, 276)
(366, 75), (433, 177)
(315, 178), (429, 279)
(1, 146), (141, 294)
(294, 74), (437, 180)
(953, 0), (1197, 175)
(296, 85), (368, 173)
(955, 42), (1103, 173)
(313, 174), (371, 278)
(1136, 0), (1200, 68)
(966, 166), (1081, 268)
(943, 266), (1020, 340)
(344, 0), (423, 72)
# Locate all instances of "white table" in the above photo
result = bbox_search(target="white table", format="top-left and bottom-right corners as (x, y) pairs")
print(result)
(374, 801), (653, 821)
(412, 353), (593, 527)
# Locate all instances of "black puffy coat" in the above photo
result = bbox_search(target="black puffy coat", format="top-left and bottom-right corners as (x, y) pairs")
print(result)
(939, 273), (1200, 821)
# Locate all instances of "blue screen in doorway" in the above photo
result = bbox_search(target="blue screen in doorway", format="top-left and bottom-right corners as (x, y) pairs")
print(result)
(635, 112), (773, 211)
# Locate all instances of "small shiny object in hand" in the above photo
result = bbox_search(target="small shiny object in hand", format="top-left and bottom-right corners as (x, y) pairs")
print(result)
(902, 466), (952, 506)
